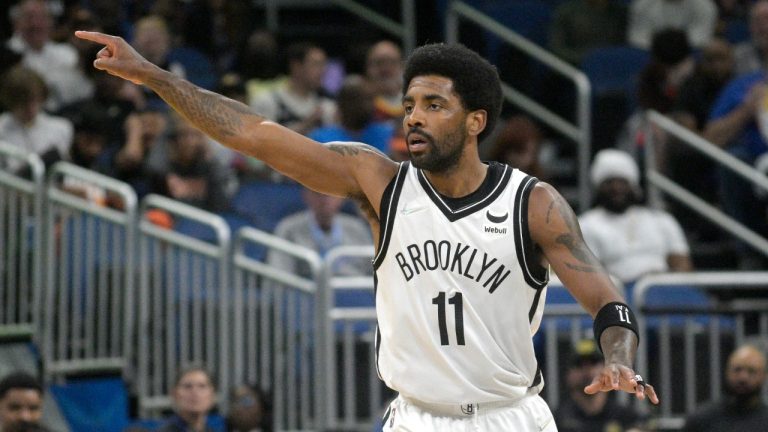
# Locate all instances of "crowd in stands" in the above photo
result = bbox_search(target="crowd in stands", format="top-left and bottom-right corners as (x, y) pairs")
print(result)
(3, 0), (766, 270)
(1, 0), (768, 430)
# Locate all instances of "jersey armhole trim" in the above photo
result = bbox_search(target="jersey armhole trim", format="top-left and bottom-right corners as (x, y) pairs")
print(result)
(513, 176), (549, 290)
(373, 162), (409, 269)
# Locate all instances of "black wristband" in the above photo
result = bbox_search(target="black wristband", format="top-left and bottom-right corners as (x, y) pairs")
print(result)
(593, 302), (639, 353)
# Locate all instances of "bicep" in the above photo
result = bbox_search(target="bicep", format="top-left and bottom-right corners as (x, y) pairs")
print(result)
(527, 183), (623, 315)
(240, 122), (397, 203)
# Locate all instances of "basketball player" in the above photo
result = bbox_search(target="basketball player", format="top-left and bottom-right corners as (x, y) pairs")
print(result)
(75, 30), (659, 431)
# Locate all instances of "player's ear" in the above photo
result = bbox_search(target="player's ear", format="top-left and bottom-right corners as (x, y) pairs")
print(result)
(466, 109), (486, 138)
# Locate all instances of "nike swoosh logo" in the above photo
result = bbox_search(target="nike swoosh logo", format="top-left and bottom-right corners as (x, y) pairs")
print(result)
(401, 205), (426, 215)
(486, 210), (509, 223)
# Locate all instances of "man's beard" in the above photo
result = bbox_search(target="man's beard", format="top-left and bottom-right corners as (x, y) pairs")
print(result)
(407, 124), (466, 173)
(595, 189), (634, 214)
(726, 381), (763, 406)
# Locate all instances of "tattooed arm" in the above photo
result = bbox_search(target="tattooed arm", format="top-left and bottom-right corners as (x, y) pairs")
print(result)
(528, 182), (658, 403)
(528, 182), (620, 313)
(73, 31), (397, 204)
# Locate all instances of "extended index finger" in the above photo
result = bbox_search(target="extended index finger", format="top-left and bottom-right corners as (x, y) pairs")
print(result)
(74, 30), (114, 46)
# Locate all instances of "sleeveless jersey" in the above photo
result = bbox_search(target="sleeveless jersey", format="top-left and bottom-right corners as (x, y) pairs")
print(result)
(373, 161), (549, 405)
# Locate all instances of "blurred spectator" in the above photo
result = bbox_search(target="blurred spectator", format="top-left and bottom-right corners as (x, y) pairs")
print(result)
(112, 102), (171, 198)
(682, 343), (768, 431)
(308, 75), (394, 154)
(733, 0), (768, 76)
(5, 0), (93, 111)
(249, 42), (336, 135)
(365, 40), (404, 122)
(579, 149), (692, 284)
(628, 0), (717, 49)
(238, 29), (284, 101)
(58, 70), (145, 150)
(0, 65), (72, 173)
(618, 29), (694, 158)
(486, 114), (549, 181)
(0, 372), (44, 432)
(548, 0), (628, 65)
(676, 38), (735, 130)
(717, 0), (750, 22)
(180, 0), (255, 75)
(152, 114), (237, 212)
(132, 15), (217, 92)
(554, 339), (645, 432)
(703, 48), (768, 268)
(225, 384), (272, 432)
(638, 29), (694, 115)
(662, 38), (736, 246)
(59, 105), (114, 205)
(158, 366), (217, 432)
(268, 188), (372, 278)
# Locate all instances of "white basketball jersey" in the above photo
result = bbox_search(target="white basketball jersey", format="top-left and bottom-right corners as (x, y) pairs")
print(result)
(373, 161), (549, 405)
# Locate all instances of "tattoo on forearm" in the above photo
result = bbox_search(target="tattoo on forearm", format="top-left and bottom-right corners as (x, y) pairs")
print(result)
(147, 76), (257, 138)
(551, 195), (606, 274)
(556, 233), (594, 264)
(564, 262), (601, 273)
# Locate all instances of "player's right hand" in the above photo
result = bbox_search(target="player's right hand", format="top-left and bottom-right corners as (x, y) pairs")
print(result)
(74, 31), (150, 86)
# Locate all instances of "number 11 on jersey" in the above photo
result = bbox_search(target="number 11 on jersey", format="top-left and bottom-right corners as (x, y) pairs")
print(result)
(432, 292), (465, 346)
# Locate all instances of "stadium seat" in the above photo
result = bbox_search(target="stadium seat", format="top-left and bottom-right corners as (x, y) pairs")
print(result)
(580, 45), (650, 97)
(49, 377), (129, 432)
(173, 217), (219, 243)
(580, 45), (649, 148)
(231, 181), (307, 233)
(481, 0), (553, 63)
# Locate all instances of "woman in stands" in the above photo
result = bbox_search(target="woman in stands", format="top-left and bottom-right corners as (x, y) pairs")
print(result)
(158, 366), (217, 432)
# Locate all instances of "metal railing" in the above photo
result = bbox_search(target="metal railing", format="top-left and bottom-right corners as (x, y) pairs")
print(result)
(0, 142), (44, 341)
(633, 272), (768, 426)
(322, 245), (381, 431)
(43, 162), (137, 378)
(136, 194), (231, 416)
(257, 0), (416, 54)
(232, 226), (322, 431)
(10, 155), (768, 430)
(445, 1), (592, 211)
(645, 110), (768, 258)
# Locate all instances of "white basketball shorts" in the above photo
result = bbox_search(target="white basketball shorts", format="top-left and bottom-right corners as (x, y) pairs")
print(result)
(381, 393), (558, 431)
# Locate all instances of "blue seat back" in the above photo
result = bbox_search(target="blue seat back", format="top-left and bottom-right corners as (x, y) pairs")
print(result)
(580, 45), (650, 97)
(49, 377), (129, 432)
(231, 181), (306, 233)
(482, 1), (553, 62)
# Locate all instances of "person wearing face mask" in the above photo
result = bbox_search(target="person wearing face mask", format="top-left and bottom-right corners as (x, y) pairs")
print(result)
(682, 343), (768, 431)
(579, 149), (693, 285)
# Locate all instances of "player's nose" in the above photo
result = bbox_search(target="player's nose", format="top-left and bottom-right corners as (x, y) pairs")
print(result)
(405, 107), (425, 128)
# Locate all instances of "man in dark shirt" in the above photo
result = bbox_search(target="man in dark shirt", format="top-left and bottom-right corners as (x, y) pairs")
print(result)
(683, 344), (768, 432)
(554, 340), (645, 432)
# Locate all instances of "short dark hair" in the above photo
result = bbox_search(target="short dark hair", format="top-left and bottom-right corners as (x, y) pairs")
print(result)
(0, 372), (43, 399)
(173, 365), (216, 389)
(402, 43), (503, 142)
(285, 42), (322, 65)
